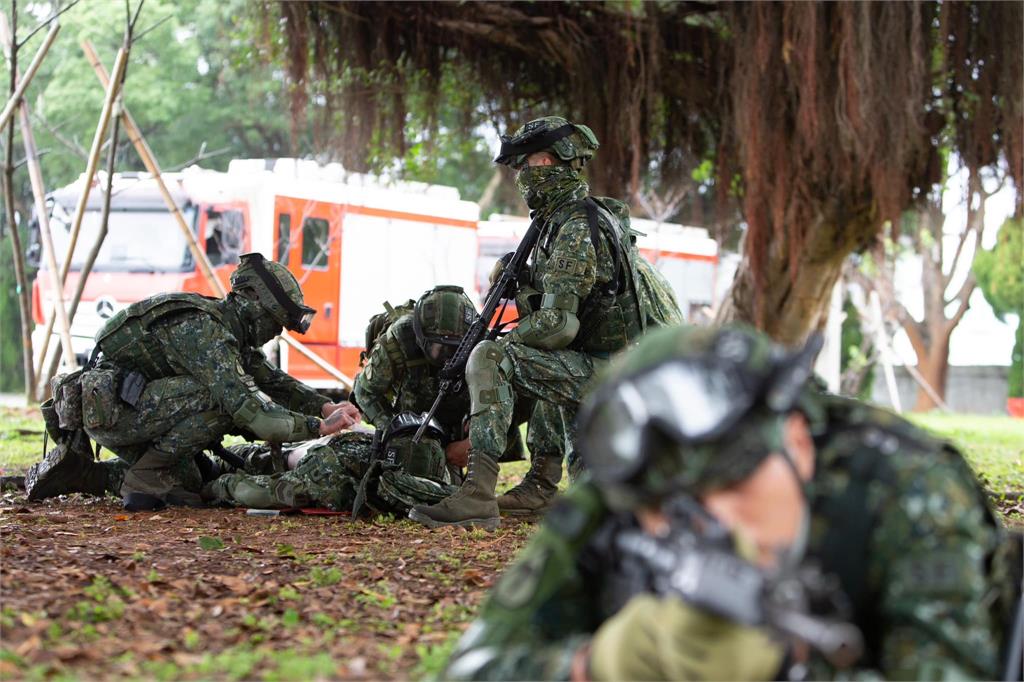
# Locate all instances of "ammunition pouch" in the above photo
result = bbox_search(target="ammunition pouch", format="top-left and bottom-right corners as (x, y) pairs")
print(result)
(81, 367), (124, 431)
(50, 369), (85, 431)
(574, 290), (644, 354)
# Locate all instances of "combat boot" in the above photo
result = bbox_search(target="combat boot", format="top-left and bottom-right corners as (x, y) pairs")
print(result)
(497, 454), (562, 517)
(408, 452), (500, 530)
(25, 432), (105, 501)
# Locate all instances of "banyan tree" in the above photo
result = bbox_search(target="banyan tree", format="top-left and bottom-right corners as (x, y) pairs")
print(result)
(272, 1), (1023, 344)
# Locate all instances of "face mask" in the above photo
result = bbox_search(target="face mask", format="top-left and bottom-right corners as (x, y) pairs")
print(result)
(233, 295), (283, 347)
(514, 165), (586, 210)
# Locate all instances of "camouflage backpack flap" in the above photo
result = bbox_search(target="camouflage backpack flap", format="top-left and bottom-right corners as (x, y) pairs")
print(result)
(95, 293), (224, 376)
(360, 299), (416, 367)
(376, 471), (457, 515)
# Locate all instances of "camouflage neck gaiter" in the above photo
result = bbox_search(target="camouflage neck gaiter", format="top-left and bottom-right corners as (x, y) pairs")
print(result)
(228, 293), (282, 347)
(515, 165), (589, 212)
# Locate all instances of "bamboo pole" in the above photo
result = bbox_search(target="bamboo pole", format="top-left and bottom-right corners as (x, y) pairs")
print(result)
(0, 20), (59, 133)
(0, 15), (77, 372)
(83, 40), (355, 391)
(280, 331), (354, 390)
(1, 0), (35, 402)
(33, 44), (128, 380)
(81, 39), (224, 296)
(41, 111), (123, 391)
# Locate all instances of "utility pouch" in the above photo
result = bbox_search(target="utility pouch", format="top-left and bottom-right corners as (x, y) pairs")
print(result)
(81, 368), (123, 431)
(119, 371), (147, 408)
(50, 369), (84, 431)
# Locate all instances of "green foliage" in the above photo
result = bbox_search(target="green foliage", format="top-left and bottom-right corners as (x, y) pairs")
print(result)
(974, 218), (1024, 397)
(0, 232), (32, 393)
(197, 536), (225, 551)
(308, 566), (342, 587)
(839, 297), (875, 399)
(910, 413), (1024, 494)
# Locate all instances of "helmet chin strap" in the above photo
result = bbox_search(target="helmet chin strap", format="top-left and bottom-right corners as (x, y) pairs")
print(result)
(774, 442), (812, 571)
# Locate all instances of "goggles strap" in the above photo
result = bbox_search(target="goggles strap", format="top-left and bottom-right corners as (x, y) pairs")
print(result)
(245, 254), (310, 326)
(496, 124), (575, 164)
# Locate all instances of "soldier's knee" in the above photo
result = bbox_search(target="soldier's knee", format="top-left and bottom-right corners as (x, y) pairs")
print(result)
(466, 341), (515, 414)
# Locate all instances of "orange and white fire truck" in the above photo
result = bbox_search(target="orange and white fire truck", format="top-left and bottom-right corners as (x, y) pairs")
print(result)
(33, 159), (719, 391)
(31, 159), (481, 388)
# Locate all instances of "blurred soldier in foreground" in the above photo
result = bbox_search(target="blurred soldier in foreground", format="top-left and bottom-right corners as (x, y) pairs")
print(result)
(354, 285), (567, 515)
(411, 116), (682, 530)
(27, 253), (360, 511)
(443, 325), (1021, 680)
(204, 413), (458, 516)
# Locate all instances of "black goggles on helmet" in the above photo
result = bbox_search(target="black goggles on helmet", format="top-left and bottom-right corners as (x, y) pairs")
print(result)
(494, 123), (575, 166)
(243, 253), (317, 334)
(576, 359), (757, 485)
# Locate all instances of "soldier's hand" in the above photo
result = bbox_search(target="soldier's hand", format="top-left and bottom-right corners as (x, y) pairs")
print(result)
(588, 594), (784, 681)
(322, 400), (361, 422)
(319, 403), (361, 436)
(445, 438), (471, 468)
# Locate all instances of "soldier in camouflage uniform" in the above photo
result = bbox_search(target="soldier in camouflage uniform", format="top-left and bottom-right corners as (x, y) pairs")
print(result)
(26, 253), (360, 511)
(444, 324), (1021, 680)
(353, 285), (566, 514)
(410, 116), (682, 530)
(203, 415), (459, 516)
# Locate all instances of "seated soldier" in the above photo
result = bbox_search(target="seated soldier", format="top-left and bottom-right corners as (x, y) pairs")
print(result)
(443, 324), (1021, 680)
(354, 285), (567, 517)
(26, 253), (359, 510)
(203, 413), (458, 516)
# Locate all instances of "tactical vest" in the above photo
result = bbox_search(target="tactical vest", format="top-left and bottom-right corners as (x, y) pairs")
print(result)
(532, 197), (648, 354)
(95, 292), (225, 379)
(360, 299), (416, 367)
(809, 397), (1012, 672)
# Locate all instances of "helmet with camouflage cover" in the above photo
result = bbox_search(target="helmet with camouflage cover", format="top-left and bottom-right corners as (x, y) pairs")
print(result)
(382, 412), (449, 482)
(576, 324), (822, 512)
(494, 116), (600, 170)
(230, 252), (316, 334)
(412, 285), (476, 366)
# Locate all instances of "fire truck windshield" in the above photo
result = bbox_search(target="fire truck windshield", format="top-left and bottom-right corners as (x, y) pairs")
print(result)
(46, 204), (197, 273)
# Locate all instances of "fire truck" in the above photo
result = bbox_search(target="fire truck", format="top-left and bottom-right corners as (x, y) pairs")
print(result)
(32, 159), (720, 392)
(31, 159), (481, 388)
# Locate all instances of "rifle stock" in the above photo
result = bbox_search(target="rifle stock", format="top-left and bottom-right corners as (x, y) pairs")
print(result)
(412, 216), (543, 442)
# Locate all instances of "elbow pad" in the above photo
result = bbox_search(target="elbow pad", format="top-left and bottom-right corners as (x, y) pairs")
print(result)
(512, 293), (581, 350)
(232, 393), (319, 442)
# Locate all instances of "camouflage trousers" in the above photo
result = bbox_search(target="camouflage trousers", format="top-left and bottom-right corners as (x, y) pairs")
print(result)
(82, 363), (233, 495)
(207, 433), (373, 511)
(470, 341), (600, 479)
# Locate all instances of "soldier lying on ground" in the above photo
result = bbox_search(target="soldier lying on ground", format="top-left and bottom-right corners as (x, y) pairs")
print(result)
(354, 285), (568, 518)
(410, 116), (683, 530)
(203, 413), (458, 516)
(26, 253), (360, 511)
(443, 324), (1022, 680)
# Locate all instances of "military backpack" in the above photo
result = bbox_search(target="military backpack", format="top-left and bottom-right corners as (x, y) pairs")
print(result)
(360, 299), (416, 367)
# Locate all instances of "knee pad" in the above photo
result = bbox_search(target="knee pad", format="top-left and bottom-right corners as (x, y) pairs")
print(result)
(466, 341), (514, 415)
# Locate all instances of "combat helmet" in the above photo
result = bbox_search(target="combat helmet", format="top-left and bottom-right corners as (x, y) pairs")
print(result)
(576, 324), (822, 511)
(375, 412), (457, 512)
(494, 116), (600, 170)
(230, 252), (316, 333)
(412, 285), (476, 366)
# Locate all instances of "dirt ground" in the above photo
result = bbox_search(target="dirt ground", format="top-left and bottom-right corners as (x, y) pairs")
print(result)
(0, 492), (532, 680)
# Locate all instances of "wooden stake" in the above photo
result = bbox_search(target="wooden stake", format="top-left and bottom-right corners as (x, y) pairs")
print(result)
(83, 40), (354, 392)
(0, 20), (59, 133)
(0, 16), (77, 372)
(81, 39), (223, 297)
(33, 44), (128, 380)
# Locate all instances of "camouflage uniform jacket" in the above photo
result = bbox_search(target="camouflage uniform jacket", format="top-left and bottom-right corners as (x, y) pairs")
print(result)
(97, 293), (326, 440)
(353, 314), (470, 437)
(444, 396), (1015, 680)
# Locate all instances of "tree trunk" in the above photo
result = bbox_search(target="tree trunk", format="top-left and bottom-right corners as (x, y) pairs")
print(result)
(913, 331), (951, 411)
(717, 209), (876, 345)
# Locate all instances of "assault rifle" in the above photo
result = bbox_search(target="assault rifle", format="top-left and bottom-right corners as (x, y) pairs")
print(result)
(612, 497), (864, 670)
(412, 215), (544, 443)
